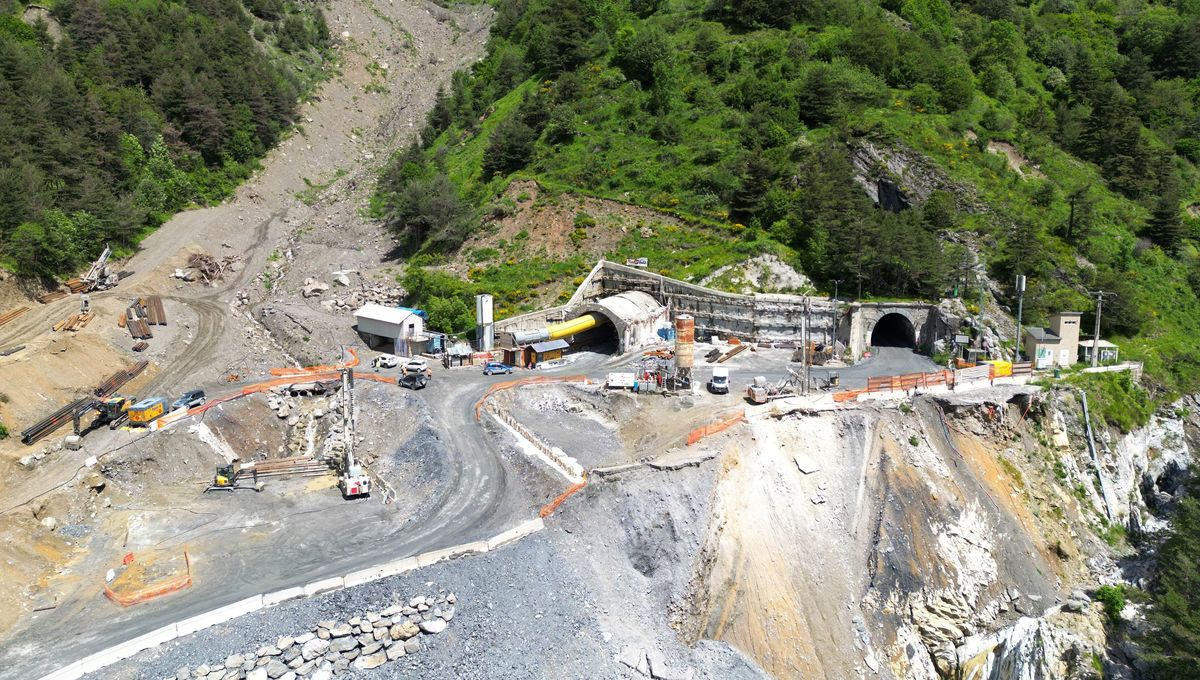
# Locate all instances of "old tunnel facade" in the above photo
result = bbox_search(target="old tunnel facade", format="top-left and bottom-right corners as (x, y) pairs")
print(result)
(493, 261), (950, 359)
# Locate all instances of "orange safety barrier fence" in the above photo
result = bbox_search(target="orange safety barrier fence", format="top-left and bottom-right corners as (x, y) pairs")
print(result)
(540, 475), (588, 518)
(103, 551), (192, 607)
(186, 371), (394, 417)
(269, 348), (359, 376)
(473, 375), (589, 420)
(833, 388), (866, 402)
(685, 410), (746, 446)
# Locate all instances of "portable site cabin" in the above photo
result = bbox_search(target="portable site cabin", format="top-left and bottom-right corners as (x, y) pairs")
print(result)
(502, 338), (570, 368)
(353, 304), (429, 357)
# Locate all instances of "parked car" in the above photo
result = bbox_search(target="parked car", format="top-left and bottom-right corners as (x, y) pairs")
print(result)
(403, 358), (429, 374)
(483, 362), (514, 376)
(172, 389), (206, 411)
(399, 373), (428, 390)
(372, 354), (399, 369)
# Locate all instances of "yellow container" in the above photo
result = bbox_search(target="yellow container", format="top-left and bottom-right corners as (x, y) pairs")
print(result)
(128, 397), (166, 425)
(984, 360), (1012, 377)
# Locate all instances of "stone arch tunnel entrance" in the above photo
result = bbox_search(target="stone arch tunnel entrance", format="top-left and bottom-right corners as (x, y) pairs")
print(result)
(870, 313), (916, 349)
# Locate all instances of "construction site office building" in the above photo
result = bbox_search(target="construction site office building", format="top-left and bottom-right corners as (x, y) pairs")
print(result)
(354, 304), (430, 357)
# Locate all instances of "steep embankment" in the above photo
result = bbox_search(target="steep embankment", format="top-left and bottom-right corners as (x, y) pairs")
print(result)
(677, 387), (1197, 679)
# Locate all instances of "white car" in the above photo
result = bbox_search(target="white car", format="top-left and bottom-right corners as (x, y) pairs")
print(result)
(373, 354), (399, 369)
(403, 358), (429, 374)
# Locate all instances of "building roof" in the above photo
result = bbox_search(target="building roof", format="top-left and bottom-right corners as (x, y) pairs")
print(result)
(353, 303), (419, 327)
(1052, 311), (1084, 316)
(1026, 327), (1060, 342)
(531, 339), (569, 353)
(1079, 339), (1118, 349)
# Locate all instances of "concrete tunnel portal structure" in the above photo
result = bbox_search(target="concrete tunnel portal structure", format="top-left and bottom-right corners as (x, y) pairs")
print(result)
(493, 261), (953, 359)
(506, 290), (667, 353)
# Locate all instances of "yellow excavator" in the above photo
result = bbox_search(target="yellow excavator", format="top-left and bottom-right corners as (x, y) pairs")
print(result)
(205, 463), (262, 493)
(71, 396), (131, 436)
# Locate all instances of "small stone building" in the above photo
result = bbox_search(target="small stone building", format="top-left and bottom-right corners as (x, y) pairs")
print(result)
(1024, 311), (1082, 369)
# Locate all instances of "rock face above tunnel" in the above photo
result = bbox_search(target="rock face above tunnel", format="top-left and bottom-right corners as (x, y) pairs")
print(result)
(848, 138), (983, 213)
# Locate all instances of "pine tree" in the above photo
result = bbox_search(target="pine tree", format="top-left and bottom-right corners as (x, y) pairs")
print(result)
(1145, 195), (1185, 254)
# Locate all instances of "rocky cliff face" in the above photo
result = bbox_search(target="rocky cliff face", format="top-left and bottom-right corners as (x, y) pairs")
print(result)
(678, 384), (1195, 680)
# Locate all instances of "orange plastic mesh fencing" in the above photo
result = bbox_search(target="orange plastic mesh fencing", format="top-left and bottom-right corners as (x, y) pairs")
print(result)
(684, 410), (746, 446)
(269, 348), (359, 376)
(540, 477), (588, 518)
(833, 389), (866, 403)
(103, 550), (192, 607)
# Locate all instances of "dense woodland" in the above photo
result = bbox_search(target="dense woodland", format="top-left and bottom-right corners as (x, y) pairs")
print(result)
(378, 0), (1200, 392)
(0, 0), (330, 276)
(374, 1), (1200, 670)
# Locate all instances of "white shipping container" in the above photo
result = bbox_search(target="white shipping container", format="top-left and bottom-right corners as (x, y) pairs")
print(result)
(606, 372), (636, 388)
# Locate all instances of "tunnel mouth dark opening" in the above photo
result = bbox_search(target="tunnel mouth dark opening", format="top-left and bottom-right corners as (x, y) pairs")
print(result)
(871, 313), (916, 349)
(570, 316), (619, 354)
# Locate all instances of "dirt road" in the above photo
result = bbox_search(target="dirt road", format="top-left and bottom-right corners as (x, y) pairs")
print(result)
(0, 0), (495, 670)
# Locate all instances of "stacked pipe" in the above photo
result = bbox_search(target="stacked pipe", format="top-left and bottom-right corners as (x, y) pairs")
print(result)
(94, 360), (149, 397)
(20, 398), (91, 445)
(21, 361), (149, 445)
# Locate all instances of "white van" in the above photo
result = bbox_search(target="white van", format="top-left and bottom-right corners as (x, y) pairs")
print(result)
(708, 367), (730, 394)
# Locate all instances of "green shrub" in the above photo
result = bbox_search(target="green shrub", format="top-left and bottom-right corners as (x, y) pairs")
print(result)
(1070, 372), (1153, 434)
(0, 421), (8, 440)
(1095, 585), (1126, 625)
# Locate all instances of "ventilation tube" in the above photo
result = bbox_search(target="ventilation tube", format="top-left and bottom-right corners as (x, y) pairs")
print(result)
(512, 313), (605, 345)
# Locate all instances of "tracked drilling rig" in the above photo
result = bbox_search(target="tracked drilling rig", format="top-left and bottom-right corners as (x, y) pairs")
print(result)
(338, 368), (371, 498)
(81, 245), (119, 291)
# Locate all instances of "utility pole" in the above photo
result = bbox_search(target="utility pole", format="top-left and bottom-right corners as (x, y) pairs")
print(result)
(1086, 290), (1114, 367)
(1014, 274), (1026, 362)
(977, 270), (987, 356)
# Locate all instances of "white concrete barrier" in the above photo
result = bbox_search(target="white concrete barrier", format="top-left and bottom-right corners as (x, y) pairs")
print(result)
(488, 518), (544, 550)
(79, 624), (180, 672)
(176, 595), (263, 636)
(302, 577), (345, 597)
(376, 556), (420, 578)
(262, 586), (304, 607)
(36, 662), (83, 680)
(415, 541), (488, 568)
(343, 567), (385, 588)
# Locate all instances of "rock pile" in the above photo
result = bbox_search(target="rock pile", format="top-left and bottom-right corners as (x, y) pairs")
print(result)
(168, 591), (457, 680)
(317, 283), (404, 313)
(183, 253), (242, 285)
(617, 646), (695, 680)
(18, 440), (63, 470)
